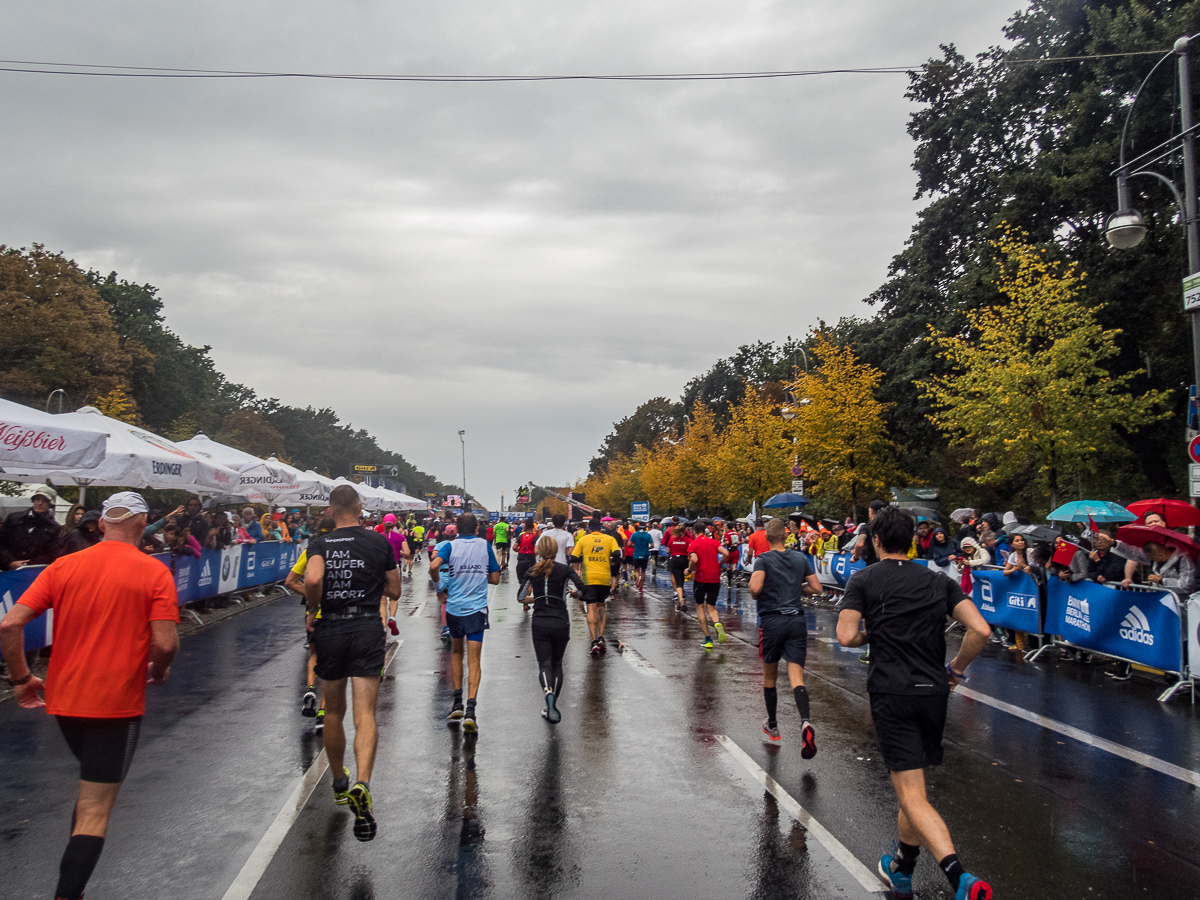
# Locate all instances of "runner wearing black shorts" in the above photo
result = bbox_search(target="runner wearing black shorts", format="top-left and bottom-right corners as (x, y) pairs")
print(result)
(837, 506), (993, 900)
(664, 522), (691, 611)
(749, 519), (823, 754)
(0, 492), (179, 900)
(571, 519), (621, 655)
(305, 484), (401, 843)
(513, 519), (539, 609)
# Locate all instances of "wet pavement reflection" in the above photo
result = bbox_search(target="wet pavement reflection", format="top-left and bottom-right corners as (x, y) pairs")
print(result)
(1, 561), (1198, 899)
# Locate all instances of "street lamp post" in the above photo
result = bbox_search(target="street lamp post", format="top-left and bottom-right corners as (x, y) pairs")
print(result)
(1107, 35), (1200, 392)
(1107, 35), (1200, 502)
(458, 430), (467, 509)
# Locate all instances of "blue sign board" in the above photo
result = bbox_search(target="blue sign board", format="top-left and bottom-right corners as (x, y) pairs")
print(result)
(1044, 578), (1183, 672)
(631, 501), (650, 522)
(488, 511), (500, 523)
(971, 568), (1041, 633)
(828, 552), (865, 586)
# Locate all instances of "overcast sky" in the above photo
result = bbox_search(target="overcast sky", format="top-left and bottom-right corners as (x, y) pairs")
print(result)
(2, 1), (1019, 509)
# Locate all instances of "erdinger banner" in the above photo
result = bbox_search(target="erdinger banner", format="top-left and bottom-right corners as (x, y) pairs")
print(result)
(971, 568), (1041, 633)
(1044, 578), (1184, 672)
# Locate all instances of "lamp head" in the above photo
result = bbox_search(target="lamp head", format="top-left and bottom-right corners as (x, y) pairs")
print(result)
(780, 407), (797, 420)
(1104, 208), (1147, 250)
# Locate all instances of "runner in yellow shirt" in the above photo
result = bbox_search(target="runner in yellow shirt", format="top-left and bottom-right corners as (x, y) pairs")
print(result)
(570, 518), (621, 656)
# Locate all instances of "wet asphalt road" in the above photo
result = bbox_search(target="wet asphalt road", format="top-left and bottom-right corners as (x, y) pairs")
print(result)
(2, 558), (1199, 900)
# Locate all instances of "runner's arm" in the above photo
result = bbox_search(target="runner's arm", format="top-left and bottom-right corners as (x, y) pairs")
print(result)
(428, 554), (443, 583)
(383, 568), (401, 601)
(947, 598), (990, 688)
(148, 619), (179, 685)
(802, 573), (823, 595)
(836, 608), (868, 647)
(0, 602), (37, 682)
(748, 570), (766, 596)
(284, 569), (305, 595)
(303, 554), (325, 630)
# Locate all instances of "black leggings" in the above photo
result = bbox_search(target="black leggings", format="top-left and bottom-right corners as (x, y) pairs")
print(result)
(670, 555), (689, 589)
(516, 555), (535, 596)
(531, 619), (570, 695)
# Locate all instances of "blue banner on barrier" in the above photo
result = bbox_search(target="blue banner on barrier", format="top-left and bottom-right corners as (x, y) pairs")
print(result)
(972, 568), (1041, 633)
(1044, 578), (1183, 672)
(827, 552), (865, 586)
(6, 542), (303, 651)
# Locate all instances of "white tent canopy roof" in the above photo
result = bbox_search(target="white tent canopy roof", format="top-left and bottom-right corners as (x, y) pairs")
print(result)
(2, 407), (240, 493)
(0, 397), (107, 470)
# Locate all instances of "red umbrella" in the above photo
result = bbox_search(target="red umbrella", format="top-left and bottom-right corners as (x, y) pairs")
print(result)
(1125, 498), (1200, 528)
(1114, 524), (1200, 561)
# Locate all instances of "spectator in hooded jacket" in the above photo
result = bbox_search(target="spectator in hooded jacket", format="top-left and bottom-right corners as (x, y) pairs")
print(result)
(0, 489), (62, 569)
(927, 527), (959, 567)
(58, 510), (103, 556)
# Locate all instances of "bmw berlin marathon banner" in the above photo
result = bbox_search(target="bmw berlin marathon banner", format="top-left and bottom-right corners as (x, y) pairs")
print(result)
(971, 568), (1040, 633)
(1044, 579), (1184, 673)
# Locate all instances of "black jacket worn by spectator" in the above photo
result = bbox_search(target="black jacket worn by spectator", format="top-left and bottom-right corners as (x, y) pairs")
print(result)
(0, 507), (62, 568)
(59, 511), (103, 556)
(1087, 548), (1125, 584)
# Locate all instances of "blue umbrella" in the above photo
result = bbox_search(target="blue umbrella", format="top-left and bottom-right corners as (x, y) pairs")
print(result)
(1046, 500), (1136, 524)
(764, 492), (809, 509)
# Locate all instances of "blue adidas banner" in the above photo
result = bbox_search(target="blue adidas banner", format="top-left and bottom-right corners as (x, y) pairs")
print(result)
(1044, 578), (1183, 672)
(971, 568), (1041, 633)
(3, 541), (303, 650)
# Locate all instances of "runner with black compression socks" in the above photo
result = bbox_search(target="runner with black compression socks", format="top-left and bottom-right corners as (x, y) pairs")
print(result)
(0, 492), (179, 900)
(518, 534), (584, 723)
(837, 505), (993, 900)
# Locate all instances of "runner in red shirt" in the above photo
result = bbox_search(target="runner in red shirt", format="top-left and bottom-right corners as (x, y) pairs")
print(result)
(747, 518), (770, 562)
(722, 521), (743, 588)
(664, 521), (692, 611)
(688, 524), (729, 649)
(0, 492), (179, 900)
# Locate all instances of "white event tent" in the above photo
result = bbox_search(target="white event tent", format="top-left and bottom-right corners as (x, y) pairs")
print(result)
(375, 487), (427, 511)
(0, 397), (107, 470)
(261, 460), (333, 507)
(2, 406), (241, 502)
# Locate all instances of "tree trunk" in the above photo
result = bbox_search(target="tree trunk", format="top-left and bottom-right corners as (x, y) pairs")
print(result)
(1048, 466), (1058, 513)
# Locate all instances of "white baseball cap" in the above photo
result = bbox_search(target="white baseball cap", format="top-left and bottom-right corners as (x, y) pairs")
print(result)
(102, 491), (149, 522)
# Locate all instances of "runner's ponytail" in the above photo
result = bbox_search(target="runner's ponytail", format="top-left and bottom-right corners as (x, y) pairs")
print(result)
(527, 535), (559, 579)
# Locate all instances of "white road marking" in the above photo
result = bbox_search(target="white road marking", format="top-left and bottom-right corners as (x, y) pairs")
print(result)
(408, 598), (427, 617)
(618, 641), (664, 676)
(717, 735), (885, 894)
(955, 685), (1200, 788)
(219, 640), (403, 900)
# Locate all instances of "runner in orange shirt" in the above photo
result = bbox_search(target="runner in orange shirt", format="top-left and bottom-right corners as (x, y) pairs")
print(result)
(0, 491), (179, 900)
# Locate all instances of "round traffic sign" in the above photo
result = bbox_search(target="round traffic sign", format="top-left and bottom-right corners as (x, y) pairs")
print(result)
(1189, 435), (1200, 464)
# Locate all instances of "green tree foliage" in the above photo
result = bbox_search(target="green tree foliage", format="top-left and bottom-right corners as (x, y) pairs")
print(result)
(925, 230), (1168, 507)
(589, 397), (682, 474)
(0, 245), (454, 497)
(835, 0), (1200, 495)
(0, 246), (132, 409)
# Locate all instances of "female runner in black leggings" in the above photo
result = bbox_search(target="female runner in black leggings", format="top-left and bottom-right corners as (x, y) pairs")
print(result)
(518, 535), (583, 724)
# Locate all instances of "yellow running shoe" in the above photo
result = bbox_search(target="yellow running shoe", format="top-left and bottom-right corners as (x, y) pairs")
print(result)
(714, 622), (728, 643)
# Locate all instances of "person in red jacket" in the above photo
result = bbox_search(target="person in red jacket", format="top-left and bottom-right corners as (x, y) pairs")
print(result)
(513, 519), (540, 609)
(664, 521), (692, 611)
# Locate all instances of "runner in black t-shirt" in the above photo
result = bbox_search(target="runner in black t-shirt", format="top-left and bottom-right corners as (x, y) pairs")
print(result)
(517, 534), (584, 724)
(305, 484), (401, 843)
(837, 506), (993, 900)
(850, 498), (890, 565)
(750, 519), (824, 755)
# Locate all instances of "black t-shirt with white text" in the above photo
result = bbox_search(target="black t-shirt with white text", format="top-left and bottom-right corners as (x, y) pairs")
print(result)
(841, 559), (968, 695)
(307, 526), (396, 633)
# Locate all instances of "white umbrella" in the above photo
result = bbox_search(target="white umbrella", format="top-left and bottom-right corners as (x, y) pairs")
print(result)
(375, 487), (428, 511)
(333, 477), (387, 512)
(176, 435), (299, 503)
(2, 406), (240, 501)
(258, 460), (330, 506)
(0, 397), (106, 470)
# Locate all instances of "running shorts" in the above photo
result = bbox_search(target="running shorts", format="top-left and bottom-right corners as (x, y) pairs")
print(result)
(669, 555), (689, 588)
(446, 609), (489, 641)
(758, 613), (808, 666)
(869, 692), (948, 772)
(693, 580), (720, 606)
(632, 557), (648, 570)
(610, 558), (622, 576)
(56, 715), (143, 784)
(313, 626), (387, 680)
(495, 542), (509, 550)
(582, 584), (611, 605)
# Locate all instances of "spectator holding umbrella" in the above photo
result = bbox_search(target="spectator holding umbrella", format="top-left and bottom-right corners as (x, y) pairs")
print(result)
(1086, 531), (1125, 585)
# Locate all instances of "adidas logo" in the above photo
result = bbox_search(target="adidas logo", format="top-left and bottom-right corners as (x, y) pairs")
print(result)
(1119, 605), (1154, 646)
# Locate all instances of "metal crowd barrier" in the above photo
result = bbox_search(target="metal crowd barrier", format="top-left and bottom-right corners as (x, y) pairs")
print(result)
(0, 540), (305, 648)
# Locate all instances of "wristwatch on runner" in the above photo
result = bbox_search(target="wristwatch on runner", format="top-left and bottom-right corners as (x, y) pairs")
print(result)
(7, 671), (32, 686)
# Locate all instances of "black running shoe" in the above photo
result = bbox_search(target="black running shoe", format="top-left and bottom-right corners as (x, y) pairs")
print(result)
(597, 636), (607, 654)
(301, 688), (318, 718)
(543, 692), (561, 724)
(463, 707), (478, 733)
(447, 701), (465, 725)
(590, 639), (601, 658)
(347, 782), (377, 841)
(801, 721), (817, 760)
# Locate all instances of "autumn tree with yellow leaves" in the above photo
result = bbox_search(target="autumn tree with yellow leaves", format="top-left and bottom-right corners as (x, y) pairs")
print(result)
(640, 404), (722, 513)
(924, 229), (1168, 507)
(789, 334), (897, 521)
(712, 389), (792, 509)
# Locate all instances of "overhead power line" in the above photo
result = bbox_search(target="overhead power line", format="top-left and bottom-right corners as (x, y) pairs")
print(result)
(0, 49), (1174, 83)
